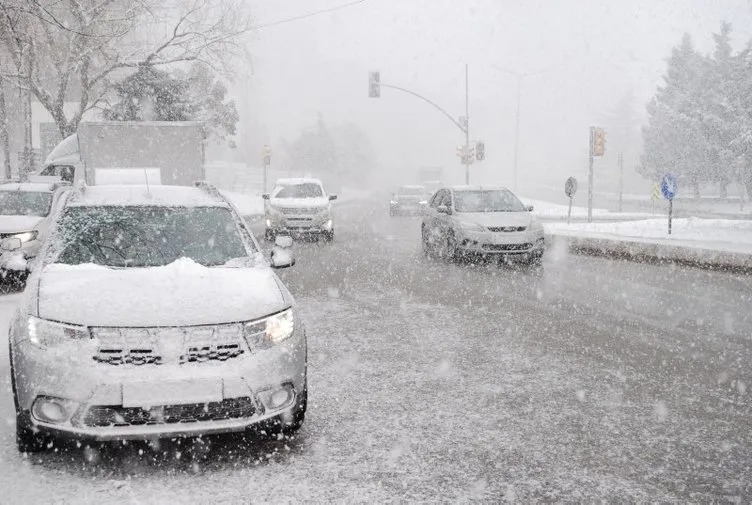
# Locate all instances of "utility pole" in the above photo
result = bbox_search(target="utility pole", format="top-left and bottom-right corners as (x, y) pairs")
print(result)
(464, 64), (470, 185)
(512, 75), (521, 192)
(618, 151), (624, 213)
(588, 127), (594, 223)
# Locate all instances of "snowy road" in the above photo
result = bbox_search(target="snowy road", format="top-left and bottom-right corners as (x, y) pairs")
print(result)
(0, 197), (750, 502)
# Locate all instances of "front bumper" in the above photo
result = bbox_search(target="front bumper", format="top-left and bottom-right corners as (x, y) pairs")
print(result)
(457, 231), (545, 255)
(11, 326), (306, 441)
(0, 241), (40, 272)
(266, 213), (332, 234)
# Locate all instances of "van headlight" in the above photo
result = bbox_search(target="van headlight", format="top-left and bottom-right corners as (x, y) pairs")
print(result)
(27, 316), (91, 348)
(243, 308), (295, 349)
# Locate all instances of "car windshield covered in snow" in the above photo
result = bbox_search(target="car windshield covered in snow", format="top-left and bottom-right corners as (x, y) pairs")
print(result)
(274, 183), (323, 198)
(54, 206), (250, 267)
(397, 186), (425, 197)
(454, 190), (527, 213)
(0, 191), (53, 216)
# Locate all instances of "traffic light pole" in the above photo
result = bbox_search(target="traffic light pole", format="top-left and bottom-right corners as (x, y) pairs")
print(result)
(588, 126), (594, 223)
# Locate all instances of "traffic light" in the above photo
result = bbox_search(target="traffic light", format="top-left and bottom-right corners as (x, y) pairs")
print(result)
(368, 71), (380, 98)
(262, 144), (272, 165)
(592, 127), (605, 157)
(475, 141), (485, 161)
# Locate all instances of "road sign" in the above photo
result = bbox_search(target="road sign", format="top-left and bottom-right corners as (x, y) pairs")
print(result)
(565, 177), (578, 198)
(660, 173), (677, 200)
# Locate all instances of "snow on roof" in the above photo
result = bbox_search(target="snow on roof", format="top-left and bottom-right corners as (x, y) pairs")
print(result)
(67, 185), (228, 207)
(399, 185), (426, 189)
(274, 177), (323, 186)
(0, 182), (57, 193)
(450, 185), (512, 192)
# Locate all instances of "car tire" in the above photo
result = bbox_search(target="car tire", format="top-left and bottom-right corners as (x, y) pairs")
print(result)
(265, 229), (276, 242)
(527, 251), (543, 267)
(443, 231), (458, 261)
(10, 344), (47, 453)
(322, 230), (334, 243)
(258, 387), (307, 438)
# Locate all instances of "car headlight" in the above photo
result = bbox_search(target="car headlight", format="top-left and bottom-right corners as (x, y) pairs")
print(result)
(10, 230), (38, 243)
(26, 316), (91, 348)
(243, 308), (295, 349)
(457, 221), (486, 232)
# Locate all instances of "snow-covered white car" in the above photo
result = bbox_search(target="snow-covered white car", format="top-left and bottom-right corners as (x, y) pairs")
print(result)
(421, 186), (545, 265)
(8, 182), (306, 452)
(0, 181), (66, 280)
(263, 178), (337, 241)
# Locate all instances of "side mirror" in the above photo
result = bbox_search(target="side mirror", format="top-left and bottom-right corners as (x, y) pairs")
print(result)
(262, 194), (270, 200)
(270, 247), (295, 269)
(527, 205), (534, 212)
(274, 235), (293, 248)
(328, 194), (338, 201)
(1, 237), (22, 252)
(437, 205), (452, 215)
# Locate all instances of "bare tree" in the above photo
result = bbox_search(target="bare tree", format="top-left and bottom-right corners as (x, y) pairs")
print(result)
(0, 0), (251, 138)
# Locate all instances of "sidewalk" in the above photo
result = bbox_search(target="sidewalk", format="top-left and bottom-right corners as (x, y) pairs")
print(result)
(545, 217), (752, 272)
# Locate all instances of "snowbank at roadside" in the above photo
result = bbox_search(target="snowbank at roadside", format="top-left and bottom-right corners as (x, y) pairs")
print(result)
(221, 190), (265, 217)
(546, 217), (752, 270)
(520, 197), (658, 221)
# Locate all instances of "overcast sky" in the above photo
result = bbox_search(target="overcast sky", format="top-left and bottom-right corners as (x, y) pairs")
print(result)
(237, 0), (752, 192)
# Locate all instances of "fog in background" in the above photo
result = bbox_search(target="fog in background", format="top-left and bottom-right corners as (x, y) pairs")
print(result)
(234, 0), (752, 199)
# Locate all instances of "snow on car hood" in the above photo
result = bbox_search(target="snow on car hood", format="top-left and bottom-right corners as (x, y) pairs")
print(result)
(38, 258), (286, 327)
(456, 211), (532, 228)
(269, 197), (329, 208)
(0, 215), (44, 233)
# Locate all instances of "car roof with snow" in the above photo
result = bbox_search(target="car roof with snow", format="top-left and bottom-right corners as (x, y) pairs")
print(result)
(398, 184), (426, 190)
(65, 185), (230, 208)
(274, 177), (323, 186)
(0, 182), (59, 193)
(449, 185), (513, 193)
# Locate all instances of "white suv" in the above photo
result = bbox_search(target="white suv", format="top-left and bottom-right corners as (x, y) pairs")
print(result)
(8, 182), (307, 452)
(263, 178), (337, 241)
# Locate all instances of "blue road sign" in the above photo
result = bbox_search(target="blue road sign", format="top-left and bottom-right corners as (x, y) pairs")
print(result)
(660, 173), (677, 200)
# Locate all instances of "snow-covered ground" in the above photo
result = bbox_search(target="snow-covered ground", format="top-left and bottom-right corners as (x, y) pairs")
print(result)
(220, 190), (265, 217)
(520, 197), (659, 221)
(546, 217), (752, 255)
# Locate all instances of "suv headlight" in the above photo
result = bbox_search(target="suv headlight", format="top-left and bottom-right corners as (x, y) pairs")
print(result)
(26, 316), (91, 348)
(243, 308), (295, 349)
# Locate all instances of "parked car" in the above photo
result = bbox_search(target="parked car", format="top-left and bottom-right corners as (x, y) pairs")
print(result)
(0, 180), (67, 282)
(263, 178), (337, 241)
(421, 186), (545, 265)
(7, 182), (306, 452)
(389, 185), (428, 216)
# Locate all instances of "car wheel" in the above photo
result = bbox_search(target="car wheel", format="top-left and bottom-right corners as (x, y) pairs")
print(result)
(421, 225), (432, 257)
(322, 230), (334, 243)
(258, 387), (307, 438)
(10, 344), (47, 453)
(527, 250), (543, 267)
(264, 228), (276, 242)
(443, 231), (458, 261)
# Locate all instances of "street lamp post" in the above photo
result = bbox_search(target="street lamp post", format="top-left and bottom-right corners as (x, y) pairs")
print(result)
(491, 66), (547, 192)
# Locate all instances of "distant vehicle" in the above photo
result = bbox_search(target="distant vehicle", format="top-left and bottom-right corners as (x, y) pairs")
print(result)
(38, 121), (205, 186)
(7, 182), (306, 452)
(390, 185), (428, 216)
(421, 186), (545, 266)
(263, 178), (337, 242)
(0, 181), (67, 280)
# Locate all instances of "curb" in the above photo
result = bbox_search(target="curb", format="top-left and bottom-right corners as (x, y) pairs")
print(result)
(548, 232), (752, 274)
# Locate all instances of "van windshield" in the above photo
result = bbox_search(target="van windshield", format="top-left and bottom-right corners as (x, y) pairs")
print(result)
(0, 191), (53, 217)
(274, 183), (324, 198)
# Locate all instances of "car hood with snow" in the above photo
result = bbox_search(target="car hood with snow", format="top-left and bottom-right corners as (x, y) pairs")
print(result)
(455, 211), (533, 229)
(37, 258), (288, 327)
(0, 215), (44, 233)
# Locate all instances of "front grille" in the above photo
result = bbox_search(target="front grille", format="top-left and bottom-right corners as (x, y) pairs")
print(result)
(81, 397), (258, 427)
(484, 243), (532, 252)
(92, 325), (246, 366)
(488, 226), (526, 232)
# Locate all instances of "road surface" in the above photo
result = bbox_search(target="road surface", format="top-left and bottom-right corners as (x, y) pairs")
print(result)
(0, 196), (749, 502)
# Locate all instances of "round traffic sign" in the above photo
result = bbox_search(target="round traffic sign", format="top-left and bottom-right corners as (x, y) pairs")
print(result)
(565, 177), (578, 198)
(660, 173), (677, 200)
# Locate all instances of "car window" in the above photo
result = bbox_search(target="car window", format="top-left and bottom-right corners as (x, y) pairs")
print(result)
(0, 191), (53, 216)
(454, 190), (527, 213)
(54, 206), (252, 267)
(273, 183), (324, 198)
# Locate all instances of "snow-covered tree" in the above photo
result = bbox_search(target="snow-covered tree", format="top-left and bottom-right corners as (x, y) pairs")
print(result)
(0, 0), (250, 138)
